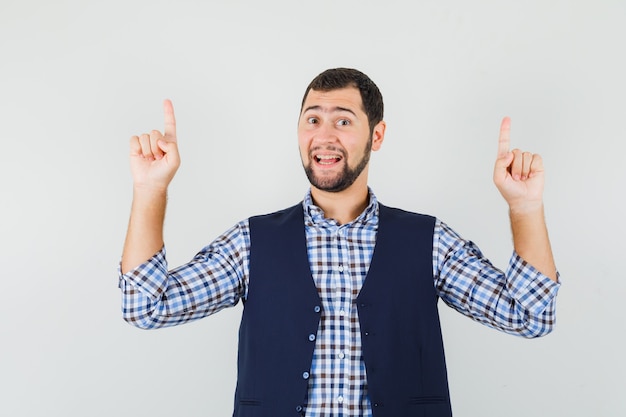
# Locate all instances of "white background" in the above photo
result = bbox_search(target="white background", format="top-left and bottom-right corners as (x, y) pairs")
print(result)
(1, 1), (624, 416)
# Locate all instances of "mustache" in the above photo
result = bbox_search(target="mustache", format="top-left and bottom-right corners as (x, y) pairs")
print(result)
(308, 145), (347, 158)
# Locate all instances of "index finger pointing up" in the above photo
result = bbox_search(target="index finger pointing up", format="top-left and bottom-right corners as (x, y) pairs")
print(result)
(163, 98), (177, 140)
(497, 116), (511, 158)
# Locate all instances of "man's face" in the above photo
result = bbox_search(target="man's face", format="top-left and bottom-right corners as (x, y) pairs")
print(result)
(298, 87), (379, 193)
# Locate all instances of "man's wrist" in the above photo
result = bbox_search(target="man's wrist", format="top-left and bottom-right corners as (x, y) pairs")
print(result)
(508, 200), (544, 217)
(132, 184), (168, 201)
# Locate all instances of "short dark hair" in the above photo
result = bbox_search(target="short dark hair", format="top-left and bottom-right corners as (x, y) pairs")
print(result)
(301, 68), (384, 134)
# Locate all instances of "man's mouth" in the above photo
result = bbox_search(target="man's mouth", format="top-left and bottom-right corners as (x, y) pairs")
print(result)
(314, 153), (343, 165)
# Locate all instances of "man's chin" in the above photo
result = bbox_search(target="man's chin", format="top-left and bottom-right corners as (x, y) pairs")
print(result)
(303, 161), (362, 193)
(311, 178), (354, 193)
(306, 173), (345, 193)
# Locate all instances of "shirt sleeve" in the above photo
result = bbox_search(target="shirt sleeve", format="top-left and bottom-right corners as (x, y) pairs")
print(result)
(118, 219), (250, 329)
(433, 219), (560, 338)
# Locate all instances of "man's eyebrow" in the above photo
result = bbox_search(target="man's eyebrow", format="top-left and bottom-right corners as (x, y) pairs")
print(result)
(302, 105), (357, 117)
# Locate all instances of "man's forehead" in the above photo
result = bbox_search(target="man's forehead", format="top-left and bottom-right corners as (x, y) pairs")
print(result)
(302, 87), (364, 114)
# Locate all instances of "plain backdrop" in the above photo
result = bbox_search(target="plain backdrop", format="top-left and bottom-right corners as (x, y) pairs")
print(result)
(1, 1), (625, 416)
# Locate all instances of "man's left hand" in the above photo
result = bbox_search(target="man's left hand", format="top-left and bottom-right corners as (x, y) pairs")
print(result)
(493, 117), (545, 213)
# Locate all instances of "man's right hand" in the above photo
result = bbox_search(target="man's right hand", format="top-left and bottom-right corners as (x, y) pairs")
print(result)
(129, 99), (180, 191)
(121, 99), (179, 274)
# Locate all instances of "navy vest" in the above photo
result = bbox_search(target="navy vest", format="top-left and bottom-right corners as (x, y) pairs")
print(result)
(234, 203), (452, 417)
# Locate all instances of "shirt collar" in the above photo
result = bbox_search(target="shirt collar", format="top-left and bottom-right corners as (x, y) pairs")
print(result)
(302, 187), (379, 227)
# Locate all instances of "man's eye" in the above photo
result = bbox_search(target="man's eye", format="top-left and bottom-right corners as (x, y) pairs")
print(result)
(337, 119), (350, 126)
(307, 117), (318, 124)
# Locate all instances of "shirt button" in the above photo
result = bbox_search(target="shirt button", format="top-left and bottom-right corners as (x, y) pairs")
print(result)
(337, 395), (344, 404)
(308, 334), (316, 342)
(338, 351), (345, 359)
(302, 371), (309, 379)
(337, 265), (344, 272)
(339, 309), (345, 316)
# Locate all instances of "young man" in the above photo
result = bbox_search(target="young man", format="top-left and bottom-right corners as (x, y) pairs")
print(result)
(120, 68), (559, 417)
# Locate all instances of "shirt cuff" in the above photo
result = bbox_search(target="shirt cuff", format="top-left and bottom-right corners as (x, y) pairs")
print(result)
(118, 246), (169, 300)
(506, 251), (561, 315)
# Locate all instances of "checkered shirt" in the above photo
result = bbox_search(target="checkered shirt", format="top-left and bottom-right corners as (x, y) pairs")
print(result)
(119, 189), (560, 417)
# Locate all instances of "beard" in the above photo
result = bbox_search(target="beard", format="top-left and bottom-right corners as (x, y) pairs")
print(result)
(303, 139), (372, 193)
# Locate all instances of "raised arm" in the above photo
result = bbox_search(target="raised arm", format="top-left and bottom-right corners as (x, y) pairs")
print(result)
(493, 117), (557, 282)
(121, 99), (180, 274)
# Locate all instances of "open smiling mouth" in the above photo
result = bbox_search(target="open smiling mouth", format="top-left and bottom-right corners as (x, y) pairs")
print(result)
(314, 154), (343, 165)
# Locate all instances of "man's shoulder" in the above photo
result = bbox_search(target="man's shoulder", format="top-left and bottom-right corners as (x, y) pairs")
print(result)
(378, 202), (436, 223)
(248, 203), (303, 225)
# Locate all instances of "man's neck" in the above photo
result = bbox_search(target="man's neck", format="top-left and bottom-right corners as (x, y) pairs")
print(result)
(309, 184), (370, 225)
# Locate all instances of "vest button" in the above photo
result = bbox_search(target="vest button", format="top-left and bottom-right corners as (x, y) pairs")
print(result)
(314, 305), (321, 313)
(295, 405), (303, 412)
(302, 371), (310, 379)
(308, 334), (316, 342)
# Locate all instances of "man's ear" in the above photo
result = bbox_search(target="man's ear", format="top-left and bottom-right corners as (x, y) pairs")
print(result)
(371, 120), (386, 151)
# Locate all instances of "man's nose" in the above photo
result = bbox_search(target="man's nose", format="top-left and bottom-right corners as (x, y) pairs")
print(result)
(315, 122), (339, 144)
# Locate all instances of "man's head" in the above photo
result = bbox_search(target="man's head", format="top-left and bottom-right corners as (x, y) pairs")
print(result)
(300, 68), (384, 136)
(298, 68), (386, 194)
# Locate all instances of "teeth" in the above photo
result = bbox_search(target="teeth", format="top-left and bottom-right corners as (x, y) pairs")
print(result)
(316, 154), (340, 165)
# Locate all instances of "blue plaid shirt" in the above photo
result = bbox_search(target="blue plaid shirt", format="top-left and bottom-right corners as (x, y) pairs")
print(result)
(119, 189), (560, 416)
